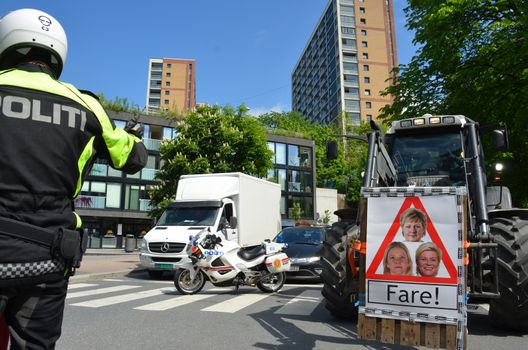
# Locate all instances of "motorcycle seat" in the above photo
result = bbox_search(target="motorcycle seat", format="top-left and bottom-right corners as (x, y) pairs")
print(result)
(237, 244), (266, 261)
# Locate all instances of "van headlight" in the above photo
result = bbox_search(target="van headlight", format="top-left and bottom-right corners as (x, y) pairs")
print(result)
(140, 239), (148, 252)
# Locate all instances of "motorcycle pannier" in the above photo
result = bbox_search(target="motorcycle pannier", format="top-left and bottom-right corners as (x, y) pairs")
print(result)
(265, 253), (291, 273)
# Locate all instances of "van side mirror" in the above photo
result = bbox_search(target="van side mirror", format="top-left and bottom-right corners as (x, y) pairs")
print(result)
(326, 141), (338, 161)
(492, 129), (509, 151)
(229, 216), (238, 229)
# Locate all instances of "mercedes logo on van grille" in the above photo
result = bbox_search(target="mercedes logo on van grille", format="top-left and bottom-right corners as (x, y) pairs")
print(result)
(160, 242), (170, 252)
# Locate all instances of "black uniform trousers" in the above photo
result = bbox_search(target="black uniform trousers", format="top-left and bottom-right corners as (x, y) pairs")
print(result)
(0, 278), (68, 350)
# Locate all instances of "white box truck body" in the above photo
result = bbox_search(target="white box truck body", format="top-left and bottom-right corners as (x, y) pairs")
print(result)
(139, 173), (281, 277)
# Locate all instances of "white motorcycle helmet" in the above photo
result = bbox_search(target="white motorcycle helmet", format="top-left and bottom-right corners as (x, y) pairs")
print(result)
(0, 8), (67, 78)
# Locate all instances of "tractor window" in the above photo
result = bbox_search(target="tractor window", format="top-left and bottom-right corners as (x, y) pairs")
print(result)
(388, 132), (465, 186)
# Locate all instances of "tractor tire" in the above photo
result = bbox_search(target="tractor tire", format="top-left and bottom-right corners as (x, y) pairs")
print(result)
(320, 221), (358, 320)
(488, 216), (528, 331)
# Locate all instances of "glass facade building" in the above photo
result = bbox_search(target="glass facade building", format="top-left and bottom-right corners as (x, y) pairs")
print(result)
(77, 112), (316, 248)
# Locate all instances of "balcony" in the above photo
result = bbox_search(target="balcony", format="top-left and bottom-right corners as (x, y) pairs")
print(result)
(140, 199), (153, 211)
(141, 168), (158, 181)
(74, 195), (106, 209)
(89, 163), (107, 176)
(143, 138), (161, 151)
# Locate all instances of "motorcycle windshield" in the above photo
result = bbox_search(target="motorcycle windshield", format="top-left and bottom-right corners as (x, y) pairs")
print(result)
(157, 207), (219, 226)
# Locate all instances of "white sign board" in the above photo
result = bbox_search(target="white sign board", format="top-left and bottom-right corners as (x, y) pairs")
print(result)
(361, 188), (466, 324)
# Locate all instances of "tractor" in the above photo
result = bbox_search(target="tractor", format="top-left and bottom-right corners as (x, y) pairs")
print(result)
(321, 114), (528, 331)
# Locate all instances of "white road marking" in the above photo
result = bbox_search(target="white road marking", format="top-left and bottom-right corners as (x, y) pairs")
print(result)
(274, 290), (322, 315)
(68, 283), (98, 290)
(283, 283), (322, 289)
(71, 287), (173, 308)
(135, 293), (215, 311)
(102, 279), (126, 282)
(201, 292), (273, 313)
(66, 285), (140, 299)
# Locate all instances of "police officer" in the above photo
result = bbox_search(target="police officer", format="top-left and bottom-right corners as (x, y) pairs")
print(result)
(0, 9), (147, 349)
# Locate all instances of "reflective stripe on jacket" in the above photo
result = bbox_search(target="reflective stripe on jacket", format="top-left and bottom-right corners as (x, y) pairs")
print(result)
(0, 67), (147, 231)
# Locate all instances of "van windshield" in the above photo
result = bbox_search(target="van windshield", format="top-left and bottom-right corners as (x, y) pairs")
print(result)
(157, 207), (219, 226)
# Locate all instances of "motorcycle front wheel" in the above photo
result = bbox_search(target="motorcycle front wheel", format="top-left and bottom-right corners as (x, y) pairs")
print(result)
(257, 272), (286, 293)
(174, 268), (206, 295)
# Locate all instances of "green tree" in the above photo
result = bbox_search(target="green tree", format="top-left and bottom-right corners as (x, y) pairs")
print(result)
(258, 111), (369, 206)
(148, 105), (273, 218)
(380, 0), (528, 206)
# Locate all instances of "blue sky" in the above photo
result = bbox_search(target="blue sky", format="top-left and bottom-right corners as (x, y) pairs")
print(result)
(1, 1), (415, 115)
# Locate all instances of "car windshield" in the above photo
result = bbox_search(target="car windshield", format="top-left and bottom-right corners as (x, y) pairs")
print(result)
(157, 207), (219, 226)
(387, 131), (465, 186)
(274, 227), (324, 244)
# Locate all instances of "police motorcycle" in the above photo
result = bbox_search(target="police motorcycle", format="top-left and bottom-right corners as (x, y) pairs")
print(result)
(173, 228), (291, 294)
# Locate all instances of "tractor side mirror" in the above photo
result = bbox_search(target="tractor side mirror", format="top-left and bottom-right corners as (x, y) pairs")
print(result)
(326, 141), (338, 161)
(492, 129), (509, 151)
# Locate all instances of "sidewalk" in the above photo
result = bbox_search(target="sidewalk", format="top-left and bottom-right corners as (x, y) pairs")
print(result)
(69, 248), (146, 283)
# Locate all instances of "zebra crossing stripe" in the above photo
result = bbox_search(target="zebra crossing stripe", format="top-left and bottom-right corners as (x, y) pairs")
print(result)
(66, 285), (141, 299)
(201, 292), (272, 313)
(68, 283), (98, 290)
(274, 290), (322, 316)
(70, 287), (173, 308)
(134, 293), (214, 311)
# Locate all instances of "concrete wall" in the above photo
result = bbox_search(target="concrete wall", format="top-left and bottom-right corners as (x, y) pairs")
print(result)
(315, 187), (339, 224)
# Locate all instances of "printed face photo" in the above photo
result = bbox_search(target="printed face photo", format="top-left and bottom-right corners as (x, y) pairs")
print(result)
(402, 219), (425, 242)
(385, 246), (411, 276)
(417, 249), (440, 277)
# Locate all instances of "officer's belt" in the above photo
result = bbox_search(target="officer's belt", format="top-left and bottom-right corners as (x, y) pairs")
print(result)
(0, 216), (56, 247)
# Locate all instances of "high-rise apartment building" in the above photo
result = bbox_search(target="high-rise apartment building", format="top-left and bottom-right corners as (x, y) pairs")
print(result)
(292, 0), (398, 127)
(146, 58), (196, 114)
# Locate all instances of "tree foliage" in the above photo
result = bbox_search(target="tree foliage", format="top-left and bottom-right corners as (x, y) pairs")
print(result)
(258, 111), (370, 205)
(380, 0), (528, 206)
(148, 105), (273, 218)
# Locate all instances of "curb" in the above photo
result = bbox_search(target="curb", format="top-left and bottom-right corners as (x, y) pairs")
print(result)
(69, 268), (146, 284)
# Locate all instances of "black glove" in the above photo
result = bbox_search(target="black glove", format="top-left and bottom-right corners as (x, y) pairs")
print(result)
(124, 120), (144, 139)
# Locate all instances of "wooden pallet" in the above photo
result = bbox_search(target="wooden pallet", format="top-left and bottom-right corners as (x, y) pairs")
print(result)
(358, 314), (463, 349)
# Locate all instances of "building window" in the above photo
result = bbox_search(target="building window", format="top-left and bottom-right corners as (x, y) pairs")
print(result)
(341, 27), (355, 35)
(361, 41), (368, 48)
(364, 77), (370, 83)
(164, 90), (170, 95)
(166, 72), (171, 77)
(363, 64), (370, 71)
(361, 29), (367, 36)
(163, 127), (174, 140)
(359, 7), (366, 14)
(165, 81), (170, 86)
(362, 52), (369, 59)
(366, 102), (372, 109)
(106, 183), (121, 209)
(366, 114), (373, 121)
(360, 18), (366, 24)
(166, 63), (171, 68)
(287, 145), (312, 168)
(164, 99), (169, 104)
(275, 143), (286, 165)
(287, 170), (313, 193)
(365, 89), (371, 96)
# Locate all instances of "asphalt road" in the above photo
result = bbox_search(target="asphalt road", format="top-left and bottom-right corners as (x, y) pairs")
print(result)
(56, 273), (528, 350)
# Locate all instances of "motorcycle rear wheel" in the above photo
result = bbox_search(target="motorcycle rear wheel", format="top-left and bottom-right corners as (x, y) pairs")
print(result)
(257, 272), (286, 293)
(174, 268), (206, 295)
